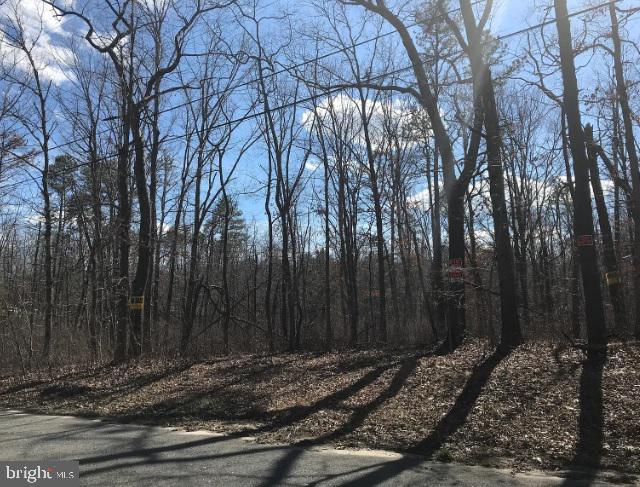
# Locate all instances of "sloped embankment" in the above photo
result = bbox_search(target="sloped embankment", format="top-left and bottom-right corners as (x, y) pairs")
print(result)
(1, 342), (638, 475)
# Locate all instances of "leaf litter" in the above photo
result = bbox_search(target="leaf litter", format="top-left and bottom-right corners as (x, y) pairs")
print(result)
(0, 341), (638, 475)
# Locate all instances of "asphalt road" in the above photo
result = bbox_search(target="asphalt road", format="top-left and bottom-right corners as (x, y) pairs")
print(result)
(0, 410), (634, 486)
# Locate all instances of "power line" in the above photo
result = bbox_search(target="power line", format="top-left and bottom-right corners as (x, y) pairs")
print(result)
(15, 0), (612, 156)
(0, 0), (626, 193)
(0, 63), (413, 194)
(41, 0), (485, 155)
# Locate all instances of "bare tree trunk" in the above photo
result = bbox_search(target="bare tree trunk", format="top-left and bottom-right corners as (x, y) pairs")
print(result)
(357, 92), (387, 344)
(153, 158), (169, 347)
(427, 148), (443, 341)
(19, 49), (55, 361)
(609, 3), (640, 337)
(585, 124), (627, 334)
(317, 124), (333, 350)
(180, 150), (204, 355)
(446, 101), (483, 349)
(165, 163), (189, 321)
(554, 0), (606, 349)
(446, 0), (521, 348)
(388, 201), (401, 333)
(265, 155), (275, 352)
(482, 70), (522, 348)
(143, 81), (161, 355)
(114, 100), (131, 364)
(41, 125), (53, 361)
(219, 161), (232, 355)
(128, 105), (152, 359)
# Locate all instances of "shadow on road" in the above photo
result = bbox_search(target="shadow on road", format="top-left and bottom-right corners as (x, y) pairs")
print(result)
(330, 346), (513, 486)
(560, 349), (607, 486)
(410, 346), (510, 456)
(73, 352), (419, 483)
(26, 344), (620, 487)
(76, 356), (400, 470)
(257, 355), (420, 486)
(69, 347), (508, 484)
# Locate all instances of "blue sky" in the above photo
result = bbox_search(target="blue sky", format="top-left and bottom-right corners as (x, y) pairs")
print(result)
(1, 0), (638, 229)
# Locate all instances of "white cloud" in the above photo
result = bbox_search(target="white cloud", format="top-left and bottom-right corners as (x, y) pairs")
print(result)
(407, 186), (433, 209)
(301, 93), (429, 150)
(159, 221), (172, 235)
(305, 158), (320, 172)
(600, 178), (615, 194)
(25, 213), (44, 226)
(0, 0), (76, 84)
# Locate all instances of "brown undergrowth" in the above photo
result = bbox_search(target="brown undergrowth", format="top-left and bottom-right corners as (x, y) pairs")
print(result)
(1, 341), (638, 475)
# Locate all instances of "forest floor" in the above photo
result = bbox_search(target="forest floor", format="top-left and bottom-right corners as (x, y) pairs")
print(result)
(1, 341), (639, 479)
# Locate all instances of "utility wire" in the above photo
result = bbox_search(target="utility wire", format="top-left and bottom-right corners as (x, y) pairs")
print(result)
(37, 0), (486, 155)
(0, 0), (626, 194)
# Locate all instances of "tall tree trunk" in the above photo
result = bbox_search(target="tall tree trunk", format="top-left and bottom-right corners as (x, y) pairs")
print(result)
(466, 187), (485, 333)
(447, 183), (467, 348)
(359, 93), (387, 343)
(585, 124), (628, 334)
(609, 3), (640, 337)
(554, 0), (606, 349)
(427, 148), (443, 341)
(219, 161), (232, 355)
(128, 106), (152, 358)
(153, 160), (168, 347)
(41, 135), (53, 361)
(319, 130), (333, 350)
(481, 68), (522, 348)
(29, 66), (54, 361)
(388, 202), (401, 332)
(452, 0), (522, 348)
(264, 155), (275, 352)
(446, 100), (483, 349)
(165, 169), (188, 321)
(143, 83), (161, 355)
(180, 151), (204, 355)
(114, 100), (131, 364)
(560, 112), (581, 338)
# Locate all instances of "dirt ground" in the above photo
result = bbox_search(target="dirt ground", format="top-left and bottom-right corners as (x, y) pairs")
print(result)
(1, 341), (638, 476)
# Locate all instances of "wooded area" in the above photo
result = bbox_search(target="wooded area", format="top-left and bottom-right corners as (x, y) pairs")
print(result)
(1, 0), (639, 371)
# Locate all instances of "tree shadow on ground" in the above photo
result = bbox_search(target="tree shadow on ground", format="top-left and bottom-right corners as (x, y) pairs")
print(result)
(72, 359), (402, 482)
(111, 359), (295, 424)
(262, 362), (395, 428)
(410, 346), (511, 456)
(254, 347), (510, 486)
(328, 346), (513, 486)
(258, 355), (420, 486)
(0, 362), (194, 405)
(83, 361), (196, 401)
(13, 344), (625, 486)
(0, 379), (50, 395)
(111, 352), (405, 430)
(306, 355), (418, 443)
(74, 352), (420, 484)
(73, 345), (621, 486)
(560, 349), (606, 486)
(12, 345), (544, 486)
(76, 352), (415, 474)
(0, 363), (116, 395)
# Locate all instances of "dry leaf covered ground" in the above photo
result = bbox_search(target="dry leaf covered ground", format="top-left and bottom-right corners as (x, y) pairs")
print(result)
(1, 341), (638, 476)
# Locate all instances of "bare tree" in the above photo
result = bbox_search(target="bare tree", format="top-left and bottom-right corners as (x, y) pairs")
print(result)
(554, 0), (606, 349)
(1, 4), (56, 360)
(46, 0), (234, 359)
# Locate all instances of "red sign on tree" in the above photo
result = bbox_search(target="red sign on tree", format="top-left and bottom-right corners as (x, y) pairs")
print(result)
(576, 234), (594, 247)
(449, 269), (464, 282)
